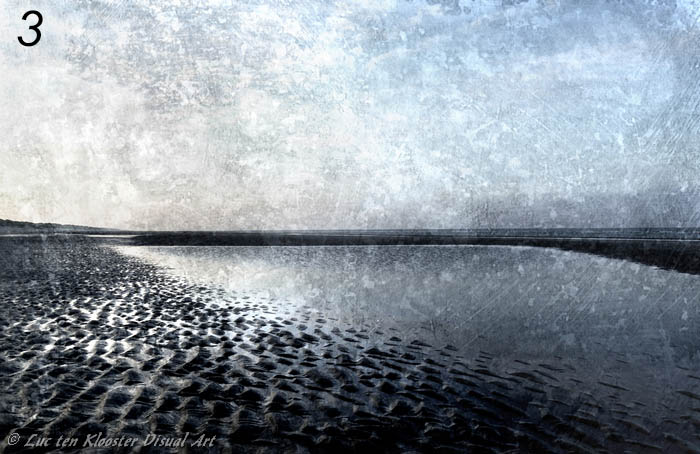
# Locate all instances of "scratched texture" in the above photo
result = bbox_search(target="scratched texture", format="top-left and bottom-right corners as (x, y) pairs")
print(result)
(1, 0), (699, 229)
(2, 3), (700, 452)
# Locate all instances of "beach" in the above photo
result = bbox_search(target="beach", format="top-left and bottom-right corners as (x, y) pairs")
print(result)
(1, 235), (699, 453)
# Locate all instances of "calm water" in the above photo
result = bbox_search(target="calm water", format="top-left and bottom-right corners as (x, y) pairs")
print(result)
(116, 245), (699, 364)
(114, 244), (700, 418)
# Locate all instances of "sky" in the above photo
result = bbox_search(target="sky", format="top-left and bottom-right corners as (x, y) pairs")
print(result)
(1, 0), (699, 230)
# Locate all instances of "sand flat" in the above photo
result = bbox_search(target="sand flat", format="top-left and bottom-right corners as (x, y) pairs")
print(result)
(1, 236), (699, 453)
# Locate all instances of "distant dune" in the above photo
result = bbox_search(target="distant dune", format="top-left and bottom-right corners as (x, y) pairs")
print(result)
(3, 219), (700, 275)
(3, 217), (699, 240)
(0, 218), (115, 234)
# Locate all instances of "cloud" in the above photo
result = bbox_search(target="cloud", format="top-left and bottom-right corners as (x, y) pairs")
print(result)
(0, 0), (698, 229)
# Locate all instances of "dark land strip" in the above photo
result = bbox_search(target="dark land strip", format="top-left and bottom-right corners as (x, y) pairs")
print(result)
(125, 231), (700, 276)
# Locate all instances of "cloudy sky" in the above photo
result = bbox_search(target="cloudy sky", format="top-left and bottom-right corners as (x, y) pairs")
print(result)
(1, 0), (699, 230)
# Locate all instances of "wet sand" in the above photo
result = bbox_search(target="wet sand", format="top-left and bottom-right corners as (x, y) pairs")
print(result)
(1, 236), (699, 453)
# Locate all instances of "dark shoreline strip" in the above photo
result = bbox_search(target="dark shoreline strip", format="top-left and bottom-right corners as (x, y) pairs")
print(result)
(124, 232), (700, 276)
(2, 231), (698, 276)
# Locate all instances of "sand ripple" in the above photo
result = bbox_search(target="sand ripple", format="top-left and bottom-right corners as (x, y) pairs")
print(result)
(0, 237), (698, 453)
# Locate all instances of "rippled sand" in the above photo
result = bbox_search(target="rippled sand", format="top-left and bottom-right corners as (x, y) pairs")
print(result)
(1, 236), (698, 453)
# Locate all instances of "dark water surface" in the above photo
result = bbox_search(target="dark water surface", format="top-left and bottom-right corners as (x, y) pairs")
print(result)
(119, 245), (699, 359)
(118, 245), (700, 420)
(121, 246), (700, 444)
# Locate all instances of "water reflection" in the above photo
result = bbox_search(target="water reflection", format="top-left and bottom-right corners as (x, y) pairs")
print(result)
(117, 245), (699, 364)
